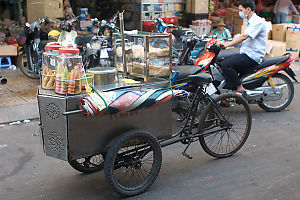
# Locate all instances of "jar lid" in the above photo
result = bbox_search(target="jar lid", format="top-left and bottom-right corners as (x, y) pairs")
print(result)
(59, 47), (80, 54)
(45, 44), (63, 51)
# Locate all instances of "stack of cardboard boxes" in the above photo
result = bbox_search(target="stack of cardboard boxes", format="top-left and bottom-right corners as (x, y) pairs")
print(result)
(271, 23), (300, 59)
(233, 16), (247, 35)
(225, 8), (247, 35)
(27, 0), (63, 22)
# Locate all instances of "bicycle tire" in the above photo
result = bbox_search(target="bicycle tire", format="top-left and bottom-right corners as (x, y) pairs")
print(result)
(198, 93), (252, 159)
(104, 130), (162, 196)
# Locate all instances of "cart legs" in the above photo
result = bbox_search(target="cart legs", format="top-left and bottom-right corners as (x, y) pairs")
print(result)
(104, 130), (162, 197)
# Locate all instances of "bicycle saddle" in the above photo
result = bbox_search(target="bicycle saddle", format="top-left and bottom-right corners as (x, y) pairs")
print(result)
(188, 72), (212, 84)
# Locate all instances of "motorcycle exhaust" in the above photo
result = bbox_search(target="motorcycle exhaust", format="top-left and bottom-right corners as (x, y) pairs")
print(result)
(1, 77), (7, 85)
(244, 85), (284, 102)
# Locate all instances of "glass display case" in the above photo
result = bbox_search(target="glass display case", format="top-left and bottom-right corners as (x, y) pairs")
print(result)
(115, 31), (172, 84)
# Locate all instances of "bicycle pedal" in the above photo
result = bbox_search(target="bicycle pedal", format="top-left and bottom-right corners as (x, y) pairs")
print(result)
(182, 152), (193, 159)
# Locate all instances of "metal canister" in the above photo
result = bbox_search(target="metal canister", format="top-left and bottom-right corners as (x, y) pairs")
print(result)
(87, 67), (117, 86)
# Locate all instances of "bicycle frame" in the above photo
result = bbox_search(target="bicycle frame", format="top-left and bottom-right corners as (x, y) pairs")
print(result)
(161, 84), (231, 147)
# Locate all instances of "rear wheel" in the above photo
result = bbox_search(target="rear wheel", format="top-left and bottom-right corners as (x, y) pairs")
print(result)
(17, 52), (40, 79)
(198, 93), (252, 159)
(104, 130), (162, 196)
(258, 73), (294, 112)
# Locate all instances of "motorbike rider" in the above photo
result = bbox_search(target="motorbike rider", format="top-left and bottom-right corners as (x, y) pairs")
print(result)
(217, 0), (267, 94)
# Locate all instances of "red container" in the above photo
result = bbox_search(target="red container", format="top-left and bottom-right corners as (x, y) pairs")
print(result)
(143, 21), (156, 32)
(162, 16), (178, 26)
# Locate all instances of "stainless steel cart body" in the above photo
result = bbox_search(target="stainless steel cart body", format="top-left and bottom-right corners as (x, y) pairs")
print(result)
(38, 88), (172, 162)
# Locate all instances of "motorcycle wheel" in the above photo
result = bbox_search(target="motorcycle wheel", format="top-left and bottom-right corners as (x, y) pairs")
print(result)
(258, 73), (294, 112)
(17, 52), (40, 79)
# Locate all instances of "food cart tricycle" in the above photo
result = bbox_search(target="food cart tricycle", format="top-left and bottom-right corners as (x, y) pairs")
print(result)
(37, 29), (252, 197)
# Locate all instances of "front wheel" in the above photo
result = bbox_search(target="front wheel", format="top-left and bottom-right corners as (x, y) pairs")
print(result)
(104, 130), (162, 196)
(198, 93), (252, 159)
(17, 52), (40, 79)
(258, 73), (294, 112)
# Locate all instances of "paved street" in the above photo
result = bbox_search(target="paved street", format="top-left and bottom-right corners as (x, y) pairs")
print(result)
(1, 68), (300, 200)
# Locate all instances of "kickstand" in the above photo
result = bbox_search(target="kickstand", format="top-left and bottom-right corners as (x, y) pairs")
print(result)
(182, 139), (193, 159)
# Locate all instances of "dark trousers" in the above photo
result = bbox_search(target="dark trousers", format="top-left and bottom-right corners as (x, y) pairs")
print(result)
(221, 53), (258, 90)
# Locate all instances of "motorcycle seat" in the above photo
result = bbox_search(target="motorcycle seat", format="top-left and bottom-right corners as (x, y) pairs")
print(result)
(253, 55), (290, 70)
(188, 73), (212, 84)
(172, 65), (202, 80)
(217, 48), (240, 62)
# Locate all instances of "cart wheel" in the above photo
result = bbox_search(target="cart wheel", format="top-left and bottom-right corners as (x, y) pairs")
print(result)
(198, 93), (252, 159)
(69, 153), (105, 173)
(104, 130), (162, 196)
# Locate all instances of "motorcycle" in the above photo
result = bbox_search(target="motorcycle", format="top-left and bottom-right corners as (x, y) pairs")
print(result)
(194, 37), (298, 112)
(57, 17), (79, 47)
(83, 13), (120, 68)
(17, 17), (49, 79)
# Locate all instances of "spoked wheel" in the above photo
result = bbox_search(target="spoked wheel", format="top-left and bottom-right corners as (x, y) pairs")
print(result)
(69, 153), (105, 173)
(17, 53), (40, 79)
(198, 93), (252, 159)
(258, 73), (294, 112)
(104, 130), (162, 196)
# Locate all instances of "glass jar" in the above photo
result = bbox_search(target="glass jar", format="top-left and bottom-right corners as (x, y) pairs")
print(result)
(41, 44), (62, 89)
(55, 47), (82, 95)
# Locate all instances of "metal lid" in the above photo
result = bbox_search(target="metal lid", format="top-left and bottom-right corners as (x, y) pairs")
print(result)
(87, 67), (117, 74)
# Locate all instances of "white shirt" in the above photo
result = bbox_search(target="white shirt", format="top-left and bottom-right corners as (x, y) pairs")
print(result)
(240, 13), (267, 64)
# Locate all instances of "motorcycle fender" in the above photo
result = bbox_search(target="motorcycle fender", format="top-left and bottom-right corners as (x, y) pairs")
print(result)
(195, 52), (215, 71)
(284, 67), (299, 83)
(242, 77), (268, 90)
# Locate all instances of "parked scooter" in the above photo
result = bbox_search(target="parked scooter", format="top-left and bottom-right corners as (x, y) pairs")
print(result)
(83, 13), (120, 68)
(57, 17), (79, 47)
(195, 37), (298, 112)
(17, 17), (49, 79)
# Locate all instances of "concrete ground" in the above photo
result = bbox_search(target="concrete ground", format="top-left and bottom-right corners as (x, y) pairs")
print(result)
(1, 64), (300, 200)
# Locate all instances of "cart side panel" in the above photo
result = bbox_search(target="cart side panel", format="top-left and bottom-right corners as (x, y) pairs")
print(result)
(38, 94), (68, 161)
(67, 97), (172, 160)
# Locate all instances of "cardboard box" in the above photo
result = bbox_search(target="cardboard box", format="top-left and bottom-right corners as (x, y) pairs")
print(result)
(286, 26), (300, 50)
(27, 0), (63, 22)
(234, 24), (246, 35)
(272, 23), (292, 42)
(265, 40), (286, 58)
(225, 8), (239, 24)
(186, 0), (208, 14)
(234, 16), (247, 26)
(0, 45), (17, 56)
